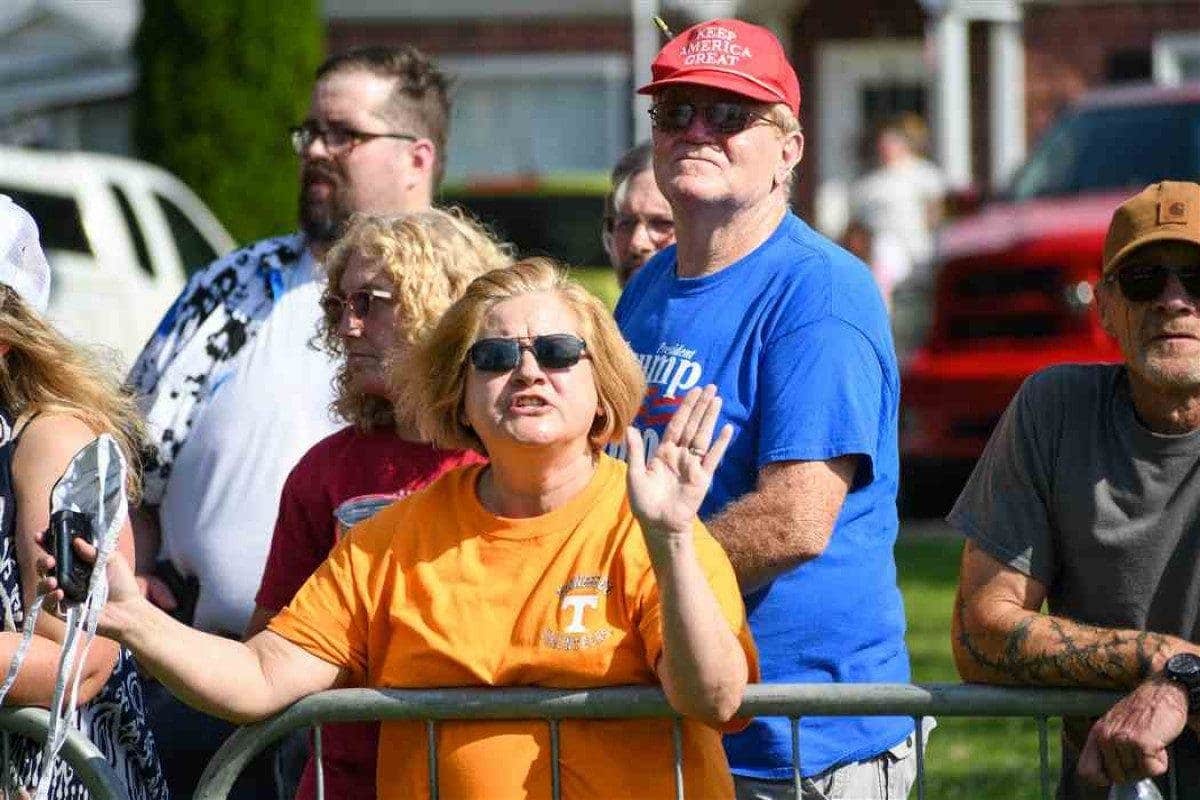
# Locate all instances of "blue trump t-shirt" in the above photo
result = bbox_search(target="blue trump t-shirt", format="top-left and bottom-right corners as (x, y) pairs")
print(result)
(613, 212), (912, 779)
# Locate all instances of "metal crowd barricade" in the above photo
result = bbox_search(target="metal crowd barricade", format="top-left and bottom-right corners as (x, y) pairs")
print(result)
(0, 706), (128, 799)
(193, 683), (1145, 800)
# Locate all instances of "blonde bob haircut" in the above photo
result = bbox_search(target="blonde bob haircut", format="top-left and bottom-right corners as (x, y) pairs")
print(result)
(320, 208), (513, 430)
(0, 286), (145, 500)
(398, 257), (646, 454)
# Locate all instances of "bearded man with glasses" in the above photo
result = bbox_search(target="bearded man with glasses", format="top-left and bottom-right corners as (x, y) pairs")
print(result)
(950, 181), (1200, 800)
(126, 45), (449, 800)
(613, 18), (918, 800)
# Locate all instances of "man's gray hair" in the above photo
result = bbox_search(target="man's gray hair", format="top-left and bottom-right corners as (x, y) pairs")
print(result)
(604, 142), (655, 227)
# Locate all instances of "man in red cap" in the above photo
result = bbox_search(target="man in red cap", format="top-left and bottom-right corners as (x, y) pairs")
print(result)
(951, 181), (1200, 799)
(614, 18), (918, 799)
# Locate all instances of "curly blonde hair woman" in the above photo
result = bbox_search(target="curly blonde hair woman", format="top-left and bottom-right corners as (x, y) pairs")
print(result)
(247, 209), (511, 800)
(0, 196), (167, 799)
(318, 209), (513, 431)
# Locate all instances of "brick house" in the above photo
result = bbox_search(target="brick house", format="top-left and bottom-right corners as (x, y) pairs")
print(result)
(0, 0), (139, 153)
(326, 0), (1200, 228)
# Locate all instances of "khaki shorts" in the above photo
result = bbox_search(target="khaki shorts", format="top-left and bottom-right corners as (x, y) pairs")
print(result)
(734, 719), (935, 800)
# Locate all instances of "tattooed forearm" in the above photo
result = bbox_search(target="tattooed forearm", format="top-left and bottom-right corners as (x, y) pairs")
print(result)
(954, 594), (1176, 689)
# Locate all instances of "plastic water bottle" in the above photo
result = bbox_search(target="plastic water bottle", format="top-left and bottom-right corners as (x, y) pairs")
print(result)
(1108, 779), (1165, 800)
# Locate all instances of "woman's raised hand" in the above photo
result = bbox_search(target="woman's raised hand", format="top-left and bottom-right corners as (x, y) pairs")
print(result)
(625, 385), (733, 538)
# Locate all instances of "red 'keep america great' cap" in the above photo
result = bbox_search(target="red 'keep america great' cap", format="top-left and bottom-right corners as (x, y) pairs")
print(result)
(637, 19), (801, 115)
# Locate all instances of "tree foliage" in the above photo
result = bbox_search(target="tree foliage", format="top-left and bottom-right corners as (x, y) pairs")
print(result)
(134, 1), (323, 243)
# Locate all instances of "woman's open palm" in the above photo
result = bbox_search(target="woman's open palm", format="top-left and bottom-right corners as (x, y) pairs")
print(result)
(626, 385), (733, 536)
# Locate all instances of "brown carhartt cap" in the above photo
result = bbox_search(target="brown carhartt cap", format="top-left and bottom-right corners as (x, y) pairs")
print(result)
(1103, 181), (1200, 275)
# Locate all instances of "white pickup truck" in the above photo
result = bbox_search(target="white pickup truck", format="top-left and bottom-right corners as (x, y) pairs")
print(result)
(0, 146), (236, 367)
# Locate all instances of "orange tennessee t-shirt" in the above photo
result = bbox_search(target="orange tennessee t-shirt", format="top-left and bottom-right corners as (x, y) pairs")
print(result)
(269, 454), (758, 800)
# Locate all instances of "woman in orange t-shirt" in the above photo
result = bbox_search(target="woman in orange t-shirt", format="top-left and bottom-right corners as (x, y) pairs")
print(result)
(44, 257), (758, 800)
(247, 210), (504, 800)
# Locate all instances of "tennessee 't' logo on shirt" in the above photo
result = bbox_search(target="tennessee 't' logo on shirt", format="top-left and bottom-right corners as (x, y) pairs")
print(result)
(542, 575), (612, 650)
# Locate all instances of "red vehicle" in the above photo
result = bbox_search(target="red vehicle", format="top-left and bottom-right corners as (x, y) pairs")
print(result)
(900, 82), (1200, 511)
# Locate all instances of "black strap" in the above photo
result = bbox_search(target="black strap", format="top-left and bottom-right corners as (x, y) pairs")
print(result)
(11, 410), (42, 452)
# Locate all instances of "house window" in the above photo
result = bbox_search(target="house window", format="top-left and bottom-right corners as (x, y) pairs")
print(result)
(439, 54), (631, 180)
(1107, 49), (1152, 84)
(1154, 32), (1200, 85)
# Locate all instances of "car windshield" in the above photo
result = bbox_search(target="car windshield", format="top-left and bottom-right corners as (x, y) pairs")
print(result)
(1007, 101), (1200, 201)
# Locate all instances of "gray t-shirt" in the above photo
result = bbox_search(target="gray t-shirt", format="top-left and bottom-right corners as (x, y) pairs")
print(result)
(949, 363), (1200, 798)
(950, 363), (1200, 634)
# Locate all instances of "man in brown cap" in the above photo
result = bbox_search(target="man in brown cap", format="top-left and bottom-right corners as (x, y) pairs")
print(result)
(949, 181), (1200, 798)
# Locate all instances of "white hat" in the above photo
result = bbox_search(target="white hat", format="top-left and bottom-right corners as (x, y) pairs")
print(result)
(0, 195), (51, 314)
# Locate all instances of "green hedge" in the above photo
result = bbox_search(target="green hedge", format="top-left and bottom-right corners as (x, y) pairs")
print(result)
(134, 0), (324, 243)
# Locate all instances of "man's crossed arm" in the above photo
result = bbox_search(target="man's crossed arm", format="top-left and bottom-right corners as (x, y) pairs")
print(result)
(952, 540), (1196, 689)
(953, 539), (1200, 788)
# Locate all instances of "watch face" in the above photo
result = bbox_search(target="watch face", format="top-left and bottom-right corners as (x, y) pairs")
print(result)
(1167, 652), (1200, 680)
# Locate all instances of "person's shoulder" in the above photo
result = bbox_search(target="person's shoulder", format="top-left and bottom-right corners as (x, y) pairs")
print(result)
(598, 452), (629, 488)
(287, 425), (360, 478)
(10, 413), (103, 486)
(16, 413), (95, 451)
(912, 157), (946, 185)
(1005, 363), (1117, 438)
(1019, 363), (1116, 405)
(188, 232), (306, 287)
(770, 215), (886, 325)
(775, 213), (863, 275)
(393, 459), (482, 513)
(851, 167), (886, 195)
(349, 461), (482, 549)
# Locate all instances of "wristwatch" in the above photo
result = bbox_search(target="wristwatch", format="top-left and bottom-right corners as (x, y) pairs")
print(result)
(1163, 652), (1200, 714)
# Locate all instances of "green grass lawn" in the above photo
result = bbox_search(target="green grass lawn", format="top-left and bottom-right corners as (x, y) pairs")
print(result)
(897, 534), (1061, 798)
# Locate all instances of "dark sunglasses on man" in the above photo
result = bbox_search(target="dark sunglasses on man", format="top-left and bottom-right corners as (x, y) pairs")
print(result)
(648, 101), (779, 135)
(468, 334), (589, 373)
(1107, 263), (1200, 303)
(321, 288), (395, 320)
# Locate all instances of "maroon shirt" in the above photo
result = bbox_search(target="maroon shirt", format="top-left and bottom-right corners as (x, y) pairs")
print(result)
(257, 425), (483, 800)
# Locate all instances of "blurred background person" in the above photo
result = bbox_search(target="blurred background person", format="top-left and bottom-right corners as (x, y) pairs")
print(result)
(850, 113), (946, 289)
(126, 44), (451, 800)
(839, 216), (910, 312)
(245, 209), (511, 800)
(602, 142), (675, 288)
(0, 195), (167, 799)
(54, 258), (757, 800)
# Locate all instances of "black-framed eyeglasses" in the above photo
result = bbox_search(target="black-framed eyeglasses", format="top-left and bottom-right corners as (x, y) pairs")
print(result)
(468, 334), (590, 373)
(648, 101), (778, 135)
(289, 122), (417, 155)
(321, 288), (396, 320)
(1105, 263), (1200, 303)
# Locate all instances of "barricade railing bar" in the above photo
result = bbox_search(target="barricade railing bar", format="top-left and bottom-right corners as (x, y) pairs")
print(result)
(192, 683), (1142, 800)
(0, 706), (128, 799)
